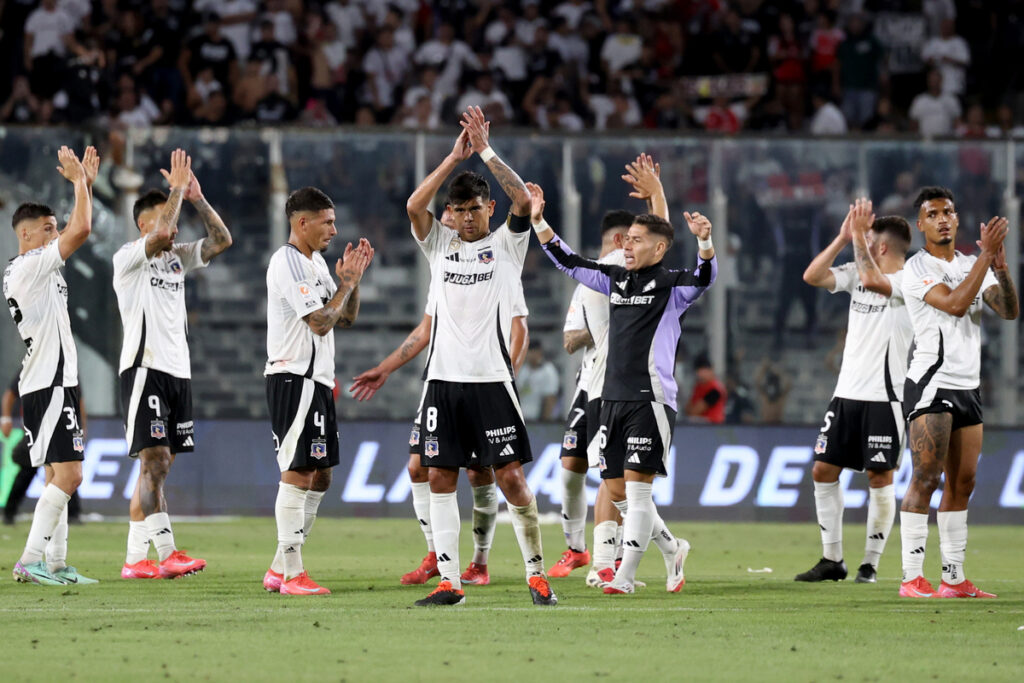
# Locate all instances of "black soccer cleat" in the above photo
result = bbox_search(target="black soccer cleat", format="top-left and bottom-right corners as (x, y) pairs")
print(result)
(528, 575), (558, 605)
(854, 563), (877, 583)
(414, 580), (466, 606)
(794, 558), (848, 582)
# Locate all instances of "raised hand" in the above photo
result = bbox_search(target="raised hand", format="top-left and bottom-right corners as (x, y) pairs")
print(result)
(684, 211), (712, 240)
(460, 106), (491, 154)
(56, 146), (86, 184)
(978, 216), (1009, 257)
(449, 129), (473, 162)
(850, 197), (874, 237)
(349, 367), (389, 401)
(184, 171), (204, 202)
(336, 238), (375, 281)
(82, 146), (100, 188)
(622, 153), (663, 200)
(159, 148), (192, 191)
(526, 181), (545, 224)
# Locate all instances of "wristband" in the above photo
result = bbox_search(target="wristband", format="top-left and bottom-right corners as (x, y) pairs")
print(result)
(479, 146), (497, 163)
(697, 236), (713, 251)
(0, 416), (11, 424)
(533, 219), (551, 235)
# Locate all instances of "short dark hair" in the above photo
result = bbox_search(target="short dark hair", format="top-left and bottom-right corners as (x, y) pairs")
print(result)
(446, 171), (490, 205)
(634, 213), (674, 246)
(693, 352), (712, 370)
(286, 187), (334, 219)
(872, 215), (912, 254)
(601, 209), (633, 234)
(12, 202), (54, 230)
(913, 186), (955, 211)
(133, 189), (168, 228)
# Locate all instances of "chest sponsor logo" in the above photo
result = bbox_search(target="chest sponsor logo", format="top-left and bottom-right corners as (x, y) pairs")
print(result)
(150, 277), (184, 292)
(443, 270), (493, 285)
(477, 248), (494, 264)
(610, 292), (655, 306)
(850, 301), (887, 314)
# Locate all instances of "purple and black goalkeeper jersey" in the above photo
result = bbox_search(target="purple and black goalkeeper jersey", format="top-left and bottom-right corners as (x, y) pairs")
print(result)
(542, 233), (717, 411)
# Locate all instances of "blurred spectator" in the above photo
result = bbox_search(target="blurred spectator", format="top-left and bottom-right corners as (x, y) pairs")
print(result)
(724, 372), (758, 425)
(113, 77), (159, 129)
(324, 0), (366, 49)
(1, 75), (41, 123)
(809, 90), (847, 135)
(807, 10), (843, 92)
(767, 13), (806, 125)
(549, 17), (590, 72)
(601, 18), (643, 77)
(526, 24), (562, 81)
(987, 104), (1024, 138)
(836, 13), (884, 130)
(878, 170), (919, 216)
(862, 95), (901, 132)
(362, 27), (410, 122)
(415, 22), (479, 101)
(24, 0), (79, 97)
(920, 19), (969, 97)
(553, 0), (592, 31)
(196, 0), (258, 61)
(194, 88), (231, 126)
(455, 70), (513, 124)
(516, 1), (547, 45)
(957, 102), (987, 138)
(587, 79), (642, 130)
(713, 9), (761, 74)
(518, 340), (560, 421)
(922, 0), (956, 37)
(250, 19), (297, 100)
(259, 0), (299, 47)
(179, 14), (239, 107)
(704, 96), (741, 134)
(908, 68), (961, 136)
(754, 357), (792, 424)
(254, 75), (297, 123)
(685, 353), (727, 424)
(299, 96), (338, 127)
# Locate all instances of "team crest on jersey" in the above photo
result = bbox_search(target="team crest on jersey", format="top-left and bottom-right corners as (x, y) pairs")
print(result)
(424, 437), (439, 458)
(643, 280), (656, 293)
(448, 237), (462, 252)
(150, 421), (166, 439)
(72, 433), (84, 452)
(409, 426), (420, 447)
(562, 430), (577, 450)
(170, 261), (182, 274)
(311, 439), (327, 459)
(597, 454), (607, 471)
(477, 248), (494, 264)
(814, 434), (828, 455)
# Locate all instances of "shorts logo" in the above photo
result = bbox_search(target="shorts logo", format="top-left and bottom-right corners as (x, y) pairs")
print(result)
(814, 434), (828, 455)
(597, 455), (607, 471)
(627, 452), (641, 464)
(870, 452), (887, 463)
(311, 439), (327, 459)
(409, 427), (420, 447)
(477, 248), (494, 264)
(562, 430), (577, 450)
(150, 421), (166, 439)
(72, 434), (84, 452)
(424, 437), (439, 458)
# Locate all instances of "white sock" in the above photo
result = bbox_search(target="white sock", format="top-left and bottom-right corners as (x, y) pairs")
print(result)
(863, 485), (895, 569)
(612, 498), (628, 562)
(509, 495), (545, 579)
(560, 469), (587, 552)
(303, 489), (325, 540)
(46, 506), (69, 573)
(145, 512), (176, 562)
(471, 483), (498, 565)
(410, 481), (434, 553)
(650, 513), (677, 557)
(900, 510), (929, 582)
(126, 520), (151, 564)
(275, 483), (307, 580)
(938, 510), (968, 585)
(592, 520), (618, 570)
(20, 484), (70, 565)
(814, 480), (843, 562)
(617, 481), (656, 585)
(430, 491), (461, 589)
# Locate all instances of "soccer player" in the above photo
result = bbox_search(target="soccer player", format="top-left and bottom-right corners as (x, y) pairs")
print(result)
(532, 181), (716, 595)
(114, 149), (233, 580)
(407, 107), (555, 607)
(798, 198), (913, 584)
(899, 187), (1017, 598)
(349, 222), (529, 587)
(264, 187), (374, 596)
(5, 145), (98, 585)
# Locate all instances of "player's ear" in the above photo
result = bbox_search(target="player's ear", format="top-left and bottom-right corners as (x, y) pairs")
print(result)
(488, 199), (496, 216)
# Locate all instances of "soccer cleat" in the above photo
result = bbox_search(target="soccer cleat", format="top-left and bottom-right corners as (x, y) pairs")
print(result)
(280, 571), (330, 595)
(400, 552), (439, 585)
(548, 548), (591, 578)
(899, 576), (937, 598)
(121, 559), (160, 579)
(13, 561), (65, 585)
(460, 562), (490, 586)
(603, 580), (635, 595)
(52, 566), (98, 584)
(585, 567), (608, 587)
(794, 558), (847, 582)
(854, 563), (877, 583)
(414, 580), (465, 606)
(594, 567), (616, 587)
(528, 575), (558, 605)
(159, 550), (207, 579)
(263, 569), (284, 592)
(936, 579), (996, 599)
(666, 538), (690, 592)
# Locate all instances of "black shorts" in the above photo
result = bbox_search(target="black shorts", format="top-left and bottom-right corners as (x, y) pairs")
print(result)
(266, 374), (339, 472)
(813, 397), (904, 472)
(903, 379), (982, 431)
(560, 387), (589, 459)
(21, 385), (85, 467)
(597, 400), (675, 480)
(120, 367), (195, 456)
(409, 383), (429, 457)
(419, 380), (532, 469)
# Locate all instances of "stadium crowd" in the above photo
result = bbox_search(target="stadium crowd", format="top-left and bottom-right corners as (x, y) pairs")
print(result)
(2, 0), (1024, 135)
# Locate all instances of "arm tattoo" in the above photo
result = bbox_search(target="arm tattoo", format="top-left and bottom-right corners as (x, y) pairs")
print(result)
(159, 187), (185, 230)
(852, 238), (879, 280)
(337, 284), (359, 328)
(983, 269), (1019, 320)
(563, 328), (594, 354)
(308, 273), (359, 334)
(194, 197), (232, 262)
(485, 156), (529, 210)
(397, 330), (423, 362)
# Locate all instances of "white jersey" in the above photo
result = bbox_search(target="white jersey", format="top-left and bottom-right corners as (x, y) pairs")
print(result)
(113, 238), (208, 379)
(903, 249), (998, 390)
(3, 241), (78, 394)
(416, 216), (530, 383)
(563, 249), (625, 399)
(828, 263), (914, 402)
(265, 245), (338, 388)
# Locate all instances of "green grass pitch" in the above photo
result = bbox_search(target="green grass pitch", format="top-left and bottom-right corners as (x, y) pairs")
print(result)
(1, 517), (1021, 682)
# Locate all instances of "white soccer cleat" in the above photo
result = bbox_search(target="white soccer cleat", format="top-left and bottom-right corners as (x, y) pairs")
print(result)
(665, 538), (690, 592)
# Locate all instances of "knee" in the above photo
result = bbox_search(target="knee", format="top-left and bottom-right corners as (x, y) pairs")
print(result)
(466, 467), (494, 487)
(912, 467), (943, 493)
(311, 468), (331, 492)
(811, 461), (837, 483)
(949, 471), (976, 497)
(407, 459), (426, 483)
(141, 451), (172, 482)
